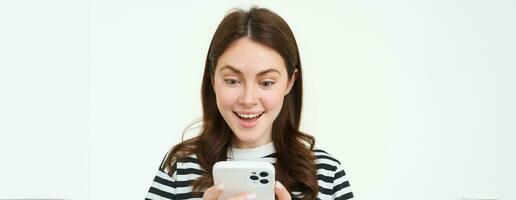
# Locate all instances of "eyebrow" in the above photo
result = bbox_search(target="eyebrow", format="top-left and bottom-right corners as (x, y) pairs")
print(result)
(219, 65), (281, 76)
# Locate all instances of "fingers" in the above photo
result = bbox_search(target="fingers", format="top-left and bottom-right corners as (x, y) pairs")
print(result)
(202, 184), (255, 200)
(202, 183), (225, 200)
(227, 192), (256, 200)
(204, 182), (290, 200)
(275, 181), (291, 200)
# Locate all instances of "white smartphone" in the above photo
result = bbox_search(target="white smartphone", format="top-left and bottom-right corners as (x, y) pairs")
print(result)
(213, 161), (275, 200)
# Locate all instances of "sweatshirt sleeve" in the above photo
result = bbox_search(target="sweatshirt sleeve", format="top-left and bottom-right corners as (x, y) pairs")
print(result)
(331, 163), (354, 200)
(314, 149), (354, 200)
(145, 154), (177, 200)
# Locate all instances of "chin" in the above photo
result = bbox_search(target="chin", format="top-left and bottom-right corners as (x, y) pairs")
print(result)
(232, 129), (264, 144)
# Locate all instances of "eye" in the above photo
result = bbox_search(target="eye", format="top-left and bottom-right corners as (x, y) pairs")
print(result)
(260, 80), (275, 87)
(224, 79), (240, 85)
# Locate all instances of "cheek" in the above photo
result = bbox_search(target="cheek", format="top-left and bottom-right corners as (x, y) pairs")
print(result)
(261, 90), (285, 111)
(215, 87), (240, 109)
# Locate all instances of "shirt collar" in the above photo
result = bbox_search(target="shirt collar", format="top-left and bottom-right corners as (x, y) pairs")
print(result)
(228, 142), (275, 161)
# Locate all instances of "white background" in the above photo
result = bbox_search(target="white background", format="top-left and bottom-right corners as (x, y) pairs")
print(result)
(1, 0), (515, 200)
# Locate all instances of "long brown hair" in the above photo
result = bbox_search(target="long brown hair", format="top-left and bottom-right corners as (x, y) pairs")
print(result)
(162, 7), (318, 200)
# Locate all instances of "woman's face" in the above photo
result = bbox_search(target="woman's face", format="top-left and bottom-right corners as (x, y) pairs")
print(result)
(213, 37), (296, 148)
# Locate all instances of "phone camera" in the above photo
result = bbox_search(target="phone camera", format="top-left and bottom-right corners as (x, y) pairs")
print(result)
(248, 171), (271, 186)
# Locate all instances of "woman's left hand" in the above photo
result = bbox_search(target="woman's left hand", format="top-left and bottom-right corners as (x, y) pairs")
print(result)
(274, 181), (291, 200)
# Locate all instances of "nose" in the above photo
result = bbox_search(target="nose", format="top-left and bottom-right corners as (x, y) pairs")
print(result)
(238, 84), (258, 107)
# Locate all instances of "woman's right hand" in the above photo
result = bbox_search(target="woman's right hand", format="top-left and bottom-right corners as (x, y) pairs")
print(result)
(202, 183), (256, 200)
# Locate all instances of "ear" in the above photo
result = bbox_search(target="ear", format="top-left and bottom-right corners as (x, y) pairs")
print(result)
(284, 68), (298, 95)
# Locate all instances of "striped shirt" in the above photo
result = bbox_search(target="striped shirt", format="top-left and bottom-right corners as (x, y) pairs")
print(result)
(145, 143), (354, 200)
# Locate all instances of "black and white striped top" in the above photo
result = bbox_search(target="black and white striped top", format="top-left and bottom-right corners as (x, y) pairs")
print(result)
(145, 143), (354, 200)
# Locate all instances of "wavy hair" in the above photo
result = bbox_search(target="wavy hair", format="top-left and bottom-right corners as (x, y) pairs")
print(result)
(162, 7), (318, 200)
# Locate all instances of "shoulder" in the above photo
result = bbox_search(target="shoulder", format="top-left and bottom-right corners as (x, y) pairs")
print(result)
(158, 138), (201, 174)
(312, 148), (354, 199)
(160, 151), (202, 172)
(175, 154), (202, 171)
(311, 148), (349, 182)
(312, 148), (343, 172)
(147, 152), (201, 199)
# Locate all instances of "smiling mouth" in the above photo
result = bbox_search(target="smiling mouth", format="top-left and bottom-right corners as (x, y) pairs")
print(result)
(233, 111), (264, 128)
(233, 111), (264, 119)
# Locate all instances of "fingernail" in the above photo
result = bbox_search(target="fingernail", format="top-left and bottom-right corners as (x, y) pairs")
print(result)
(216, 183), (224, 190)
(275, 181), (284, 189)
(245, 193), (256, 200)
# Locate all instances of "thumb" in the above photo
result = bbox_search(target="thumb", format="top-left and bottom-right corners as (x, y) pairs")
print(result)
(274, 181), (291, 200)
(202, 183), (224, 200)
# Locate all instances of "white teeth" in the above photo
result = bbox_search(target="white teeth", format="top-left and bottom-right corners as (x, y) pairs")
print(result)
(236, 112), (263, 119)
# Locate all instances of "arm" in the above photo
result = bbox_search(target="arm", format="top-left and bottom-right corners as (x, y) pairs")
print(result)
(145, 155), (178, 200)
(331, 164), (354, 200)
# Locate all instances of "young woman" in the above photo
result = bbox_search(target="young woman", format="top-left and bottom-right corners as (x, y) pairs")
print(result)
(145, 7), (353, 200)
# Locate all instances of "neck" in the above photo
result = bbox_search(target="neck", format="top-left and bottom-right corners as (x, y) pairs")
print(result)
(232, 138), (272, 149)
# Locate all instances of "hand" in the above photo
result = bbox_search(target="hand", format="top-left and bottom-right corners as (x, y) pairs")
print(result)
(274, 181), (292, 200)
(202, 183), (257, 200)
